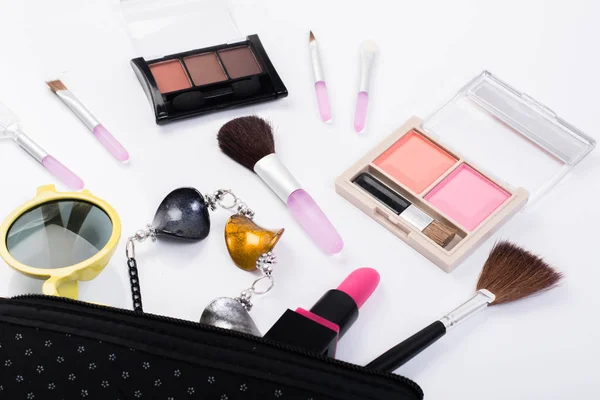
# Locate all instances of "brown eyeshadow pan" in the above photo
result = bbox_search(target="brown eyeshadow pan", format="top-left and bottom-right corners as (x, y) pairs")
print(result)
(149, 60), (192, 94)
(183, 53), (228, 86)
(218, 46), (262, 79)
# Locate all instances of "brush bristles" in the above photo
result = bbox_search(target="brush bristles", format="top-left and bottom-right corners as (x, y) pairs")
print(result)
(309, 30), (316, 42)
(422, 221), (457, 247)
(476, 241), (563, 306)
(217, 116), (276, 170)
(46, 80), (67, 93)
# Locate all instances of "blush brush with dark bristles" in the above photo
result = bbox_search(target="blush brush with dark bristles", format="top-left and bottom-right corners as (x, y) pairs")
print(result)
(218, 116), (343, 254)
(366, 241), (563, 372)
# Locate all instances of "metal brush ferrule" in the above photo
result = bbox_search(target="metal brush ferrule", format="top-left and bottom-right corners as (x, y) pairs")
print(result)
(14, 132), (48, 162)
(309, 41), (325, 82)
(439, 289), (495, 331)
(254, 154), (302, 202)
(359, 51), (376, 92)
(399, 205), (434, 232)
(56, 90), (99, 131)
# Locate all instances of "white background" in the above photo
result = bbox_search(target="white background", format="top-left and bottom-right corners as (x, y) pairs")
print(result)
(1, 0), (599, 398)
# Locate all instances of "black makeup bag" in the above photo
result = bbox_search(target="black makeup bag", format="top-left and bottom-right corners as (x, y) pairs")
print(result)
(0, 295), (423, 400)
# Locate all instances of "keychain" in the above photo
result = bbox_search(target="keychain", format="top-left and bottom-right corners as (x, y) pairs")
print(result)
(125, 187), (283, 336)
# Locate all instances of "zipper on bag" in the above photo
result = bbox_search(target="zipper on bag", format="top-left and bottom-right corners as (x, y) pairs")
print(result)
(5, 294), (423, 399)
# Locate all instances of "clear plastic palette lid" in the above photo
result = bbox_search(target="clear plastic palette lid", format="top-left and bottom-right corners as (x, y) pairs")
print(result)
(120, 0), (241, 60)
(421, 71), (596, 206)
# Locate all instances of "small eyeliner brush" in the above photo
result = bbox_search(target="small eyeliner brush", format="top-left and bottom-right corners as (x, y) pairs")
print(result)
(366, 241), (563, 372)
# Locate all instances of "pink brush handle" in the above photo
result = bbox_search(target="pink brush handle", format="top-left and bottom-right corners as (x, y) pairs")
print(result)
(287, 189), (343, 254)
(42, 155), (84, 190)
(314, 81), (332, 122)
(93, 124), (129, 162)
(354, 91), (369, 133)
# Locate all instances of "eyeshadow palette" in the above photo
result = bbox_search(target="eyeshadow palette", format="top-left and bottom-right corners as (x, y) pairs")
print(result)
(337, 72), (595, 272)
(131, 35), (287, 124)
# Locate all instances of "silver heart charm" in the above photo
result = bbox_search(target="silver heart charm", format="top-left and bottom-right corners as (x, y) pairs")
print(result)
(200, 297), (261, 336)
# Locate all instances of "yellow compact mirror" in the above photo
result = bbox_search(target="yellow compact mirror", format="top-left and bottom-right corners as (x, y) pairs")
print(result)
(0, 185), (121, 299)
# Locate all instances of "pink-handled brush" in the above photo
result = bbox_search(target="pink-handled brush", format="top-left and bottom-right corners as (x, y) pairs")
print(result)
(309, 31), (332, 123)
(47, 80), (129, 162)
(0, 100), (84, 189)
(354, 40), (378, 133)
(218, 116), (343, 254)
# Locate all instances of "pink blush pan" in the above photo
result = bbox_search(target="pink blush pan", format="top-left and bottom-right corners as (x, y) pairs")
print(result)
(425, 164), (510, 231)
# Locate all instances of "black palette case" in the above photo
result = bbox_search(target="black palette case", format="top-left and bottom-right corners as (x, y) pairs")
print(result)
(0, 296), (423, 399)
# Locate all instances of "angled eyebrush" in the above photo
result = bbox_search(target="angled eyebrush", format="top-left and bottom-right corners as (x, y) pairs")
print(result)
(367, 241), (563, 372)
(217, 116), (343, 254)
(354, 173), (456, 247)
(47, 80), (129, 162)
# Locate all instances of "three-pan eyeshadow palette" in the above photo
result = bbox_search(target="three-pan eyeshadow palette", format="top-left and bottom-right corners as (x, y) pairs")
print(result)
(131, 35), (288, 124)
(337, 72), (595, 272)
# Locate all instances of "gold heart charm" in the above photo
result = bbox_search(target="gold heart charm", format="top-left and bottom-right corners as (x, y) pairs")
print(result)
(224, 215), (284, 271)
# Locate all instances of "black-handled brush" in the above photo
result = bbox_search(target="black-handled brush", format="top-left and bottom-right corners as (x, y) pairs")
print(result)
(367, 241), (563, 372)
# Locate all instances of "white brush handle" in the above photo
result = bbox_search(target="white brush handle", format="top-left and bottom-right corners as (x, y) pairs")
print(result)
(55, 90), (99, 130)
(14, 131), (48, 162)
(254, 154), (301, 202)
(359, 50), (376, 92)
(309, 41), (325, 83)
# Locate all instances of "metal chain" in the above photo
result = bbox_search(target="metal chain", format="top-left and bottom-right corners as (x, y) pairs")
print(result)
(125, 189), (275, 313)
(126, 225), (156, 313)
(235, 251), (277, 311)
(127, 258), (143, 312)
(205, 189), (255, 219)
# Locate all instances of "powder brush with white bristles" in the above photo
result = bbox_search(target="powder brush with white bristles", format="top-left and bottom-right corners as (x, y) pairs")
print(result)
(367, 241), (563, 372)
(354, 40), (378, 133)
(218, 116), (343, 254)
(309, 31), (332, 123)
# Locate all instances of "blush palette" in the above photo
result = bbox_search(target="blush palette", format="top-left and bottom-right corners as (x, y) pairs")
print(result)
(337, 118), (528, 272)
(336, 72), (595, 272)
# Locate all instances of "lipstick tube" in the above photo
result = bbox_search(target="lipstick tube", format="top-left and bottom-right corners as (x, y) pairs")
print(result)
(264, 268), (380, 357)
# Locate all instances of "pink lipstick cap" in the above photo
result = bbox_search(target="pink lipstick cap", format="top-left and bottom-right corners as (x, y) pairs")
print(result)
(337, 267), (380, 308)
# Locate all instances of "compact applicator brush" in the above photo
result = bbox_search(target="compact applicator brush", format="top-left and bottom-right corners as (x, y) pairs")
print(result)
(218, 116), (343, 254)
(367, 241), (563, 372)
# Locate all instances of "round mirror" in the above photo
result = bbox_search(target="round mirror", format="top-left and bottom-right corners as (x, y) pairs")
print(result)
(6, 200), (113, 270)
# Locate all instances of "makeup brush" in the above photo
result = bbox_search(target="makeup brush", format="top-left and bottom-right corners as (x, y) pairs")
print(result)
(354, 40), (378, 133)
(309, 31), (332, 123)
(354, 173), (456, 247)
(0, 100), (84, 190)
(47, 80), (129, 162)
(366, 241), (563, 372)
(218, 116), (343, 254)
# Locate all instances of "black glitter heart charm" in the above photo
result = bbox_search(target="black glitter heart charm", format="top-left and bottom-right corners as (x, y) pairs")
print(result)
(152, 187), (210, 241)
